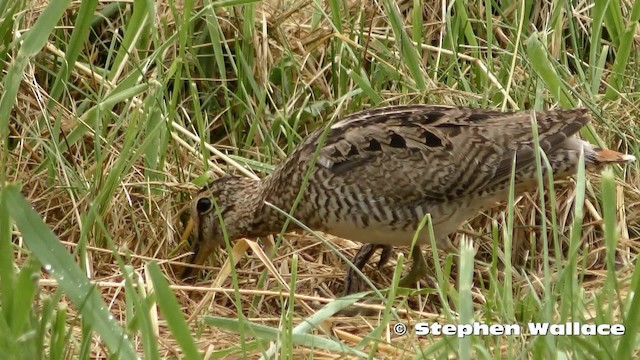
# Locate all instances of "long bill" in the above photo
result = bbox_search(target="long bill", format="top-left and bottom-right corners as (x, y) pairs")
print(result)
(180, 218), (218, 280)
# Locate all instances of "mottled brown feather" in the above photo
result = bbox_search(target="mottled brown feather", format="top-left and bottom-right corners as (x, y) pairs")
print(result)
(182, 105), (634, 291)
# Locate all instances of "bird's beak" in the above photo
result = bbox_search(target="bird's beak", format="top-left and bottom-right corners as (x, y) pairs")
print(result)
(180, 217), (217, 280)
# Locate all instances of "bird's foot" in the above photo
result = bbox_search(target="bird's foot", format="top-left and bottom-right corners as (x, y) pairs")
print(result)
(397, 245), (428, 288)
(343, 244), (393, 296)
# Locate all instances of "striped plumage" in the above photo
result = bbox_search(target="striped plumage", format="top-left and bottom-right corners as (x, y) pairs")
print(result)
(182, 105), (635, 294)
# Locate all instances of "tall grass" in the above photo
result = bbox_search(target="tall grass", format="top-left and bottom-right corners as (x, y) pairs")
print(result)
(0, 0), (638, 358)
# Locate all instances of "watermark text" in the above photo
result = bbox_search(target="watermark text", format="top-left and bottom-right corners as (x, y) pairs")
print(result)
(394, 322), (625, 338)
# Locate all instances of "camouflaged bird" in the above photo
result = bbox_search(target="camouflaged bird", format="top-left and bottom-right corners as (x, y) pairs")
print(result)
(181, 105), (635, 294)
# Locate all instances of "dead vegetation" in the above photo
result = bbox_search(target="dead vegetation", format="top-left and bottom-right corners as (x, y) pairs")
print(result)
(5, 0), (640, 357)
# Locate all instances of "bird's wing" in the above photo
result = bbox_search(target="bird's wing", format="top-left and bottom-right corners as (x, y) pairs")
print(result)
(294, 105), (589, 205)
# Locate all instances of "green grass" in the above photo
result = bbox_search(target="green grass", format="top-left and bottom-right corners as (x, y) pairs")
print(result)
(1, 0), (639, 358)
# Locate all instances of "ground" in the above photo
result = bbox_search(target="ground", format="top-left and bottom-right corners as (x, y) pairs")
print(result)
(2, 0), (640, 358)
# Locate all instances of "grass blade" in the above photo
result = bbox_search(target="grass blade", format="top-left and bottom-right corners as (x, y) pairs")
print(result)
(4, 184), (137, 359)
(147, 262), (201, 360)
(604, 0), (640, 100)
(204, 316), (368, 357)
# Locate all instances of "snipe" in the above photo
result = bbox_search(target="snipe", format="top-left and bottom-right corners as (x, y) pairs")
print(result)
(181, 105), (635, 294)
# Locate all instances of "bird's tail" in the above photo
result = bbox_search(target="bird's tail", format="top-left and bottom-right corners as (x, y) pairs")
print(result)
(588, 148), (636, 165)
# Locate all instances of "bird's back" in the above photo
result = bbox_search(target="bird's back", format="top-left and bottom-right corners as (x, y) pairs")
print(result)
(260, 105), (632, 246)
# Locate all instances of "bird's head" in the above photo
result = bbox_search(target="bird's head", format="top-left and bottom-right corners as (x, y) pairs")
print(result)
(181, 175), (262, 279)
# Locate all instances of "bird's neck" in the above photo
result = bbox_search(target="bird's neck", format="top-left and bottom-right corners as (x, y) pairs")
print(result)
(242, 172), (309, 239)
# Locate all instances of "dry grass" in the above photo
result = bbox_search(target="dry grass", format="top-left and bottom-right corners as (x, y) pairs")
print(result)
(4, 0), (640, 358)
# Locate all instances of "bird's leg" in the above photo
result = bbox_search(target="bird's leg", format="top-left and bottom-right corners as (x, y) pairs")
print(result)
(378, 245), (393, 268)
(397, 237), (458, 288)
(398, 245), (428, 288)
(343, 244), (393, 295)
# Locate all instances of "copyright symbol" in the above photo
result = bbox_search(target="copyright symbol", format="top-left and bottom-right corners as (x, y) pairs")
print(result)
(393, 323), (407, 336)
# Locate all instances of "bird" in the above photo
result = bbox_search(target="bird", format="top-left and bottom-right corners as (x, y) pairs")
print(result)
(180, 105), (635, 295)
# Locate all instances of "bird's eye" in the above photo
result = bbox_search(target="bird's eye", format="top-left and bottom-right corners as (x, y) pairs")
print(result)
(196, 198), (213, 214)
